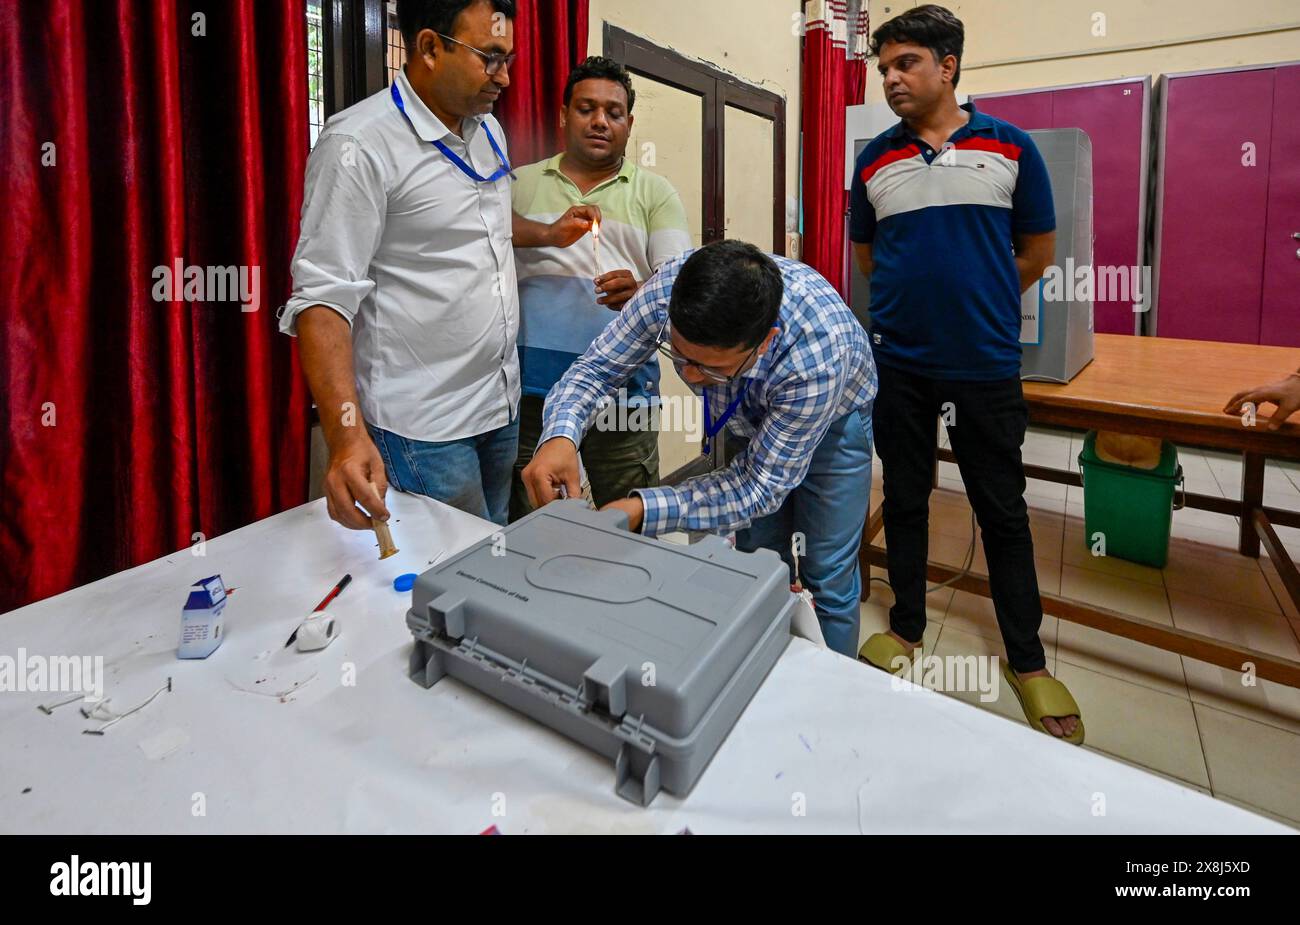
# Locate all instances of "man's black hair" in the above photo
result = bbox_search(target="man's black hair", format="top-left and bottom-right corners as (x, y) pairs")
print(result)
(563, 56), (636, 113)
(397, 0), (516, 52)
(869, 4), (964, 89)
(668, 241), (783, 350)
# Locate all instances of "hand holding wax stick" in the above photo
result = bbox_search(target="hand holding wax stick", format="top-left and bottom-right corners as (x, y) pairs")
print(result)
(369, 480), (398, 559)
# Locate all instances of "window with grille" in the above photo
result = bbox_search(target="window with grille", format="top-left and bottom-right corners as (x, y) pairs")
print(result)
(386, 1), (404, 84)
(306, 0), (325, 147)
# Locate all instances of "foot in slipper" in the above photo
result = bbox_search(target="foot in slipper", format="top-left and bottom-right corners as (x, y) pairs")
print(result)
(1002, 662), (1084, 745)
(858, 630), (922, 676)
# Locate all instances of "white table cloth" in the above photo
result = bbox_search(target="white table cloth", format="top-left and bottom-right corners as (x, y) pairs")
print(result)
(1, 492), (1287, 834)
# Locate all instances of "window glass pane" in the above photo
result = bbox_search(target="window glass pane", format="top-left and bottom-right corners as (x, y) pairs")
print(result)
(306, 0), (324, 147)
(386, 1), (403, 84)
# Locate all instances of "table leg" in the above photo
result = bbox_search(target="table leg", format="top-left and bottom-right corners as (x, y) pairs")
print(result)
(859, 504), (886, 602)
(1240, 452), (1265, 558)
(861, 496), (873, 602)
(932, 419), (941, 489)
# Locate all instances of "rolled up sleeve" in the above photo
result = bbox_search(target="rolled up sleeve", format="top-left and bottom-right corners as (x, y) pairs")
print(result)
(279, 133), (388, 335)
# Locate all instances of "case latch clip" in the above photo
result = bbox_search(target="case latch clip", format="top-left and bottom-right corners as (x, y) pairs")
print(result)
(615, 737), (660, 806)
(428, 591), (467, 639)
(579, 656), (628, 718)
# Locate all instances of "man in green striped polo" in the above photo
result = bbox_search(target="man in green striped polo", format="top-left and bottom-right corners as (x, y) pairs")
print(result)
(509, 56), (692, 521)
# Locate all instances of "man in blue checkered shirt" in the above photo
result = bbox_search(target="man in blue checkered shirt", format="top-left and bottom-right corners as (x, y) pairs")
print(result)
(522, 240), (877, 655)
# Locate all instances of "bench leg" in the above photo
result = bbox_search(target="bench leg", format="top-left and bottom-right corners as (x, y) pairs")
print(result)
(1239, 452), (1265, 558)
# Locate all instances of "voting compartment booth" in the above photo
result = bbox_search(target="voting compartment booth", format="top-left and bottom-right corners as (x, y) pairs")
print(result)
(1018, 127), (1095, 383)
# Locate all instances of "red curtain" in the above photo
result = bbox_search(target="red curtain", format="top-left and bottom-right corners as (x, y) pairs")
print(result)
(0, 0), (311, 612)
(800, 0), (868, 297)
(495, 0), (589, 167)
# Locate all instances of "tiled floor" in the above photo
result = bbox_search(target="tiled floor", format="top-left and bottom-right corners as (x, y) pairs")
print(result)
(861, 424), (1300, 830)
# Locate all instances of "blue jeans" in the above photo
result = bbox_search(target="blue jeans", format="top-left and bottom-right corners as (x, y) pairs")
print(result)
(734, 408), (873, 657)
(369, 418), (519, 527)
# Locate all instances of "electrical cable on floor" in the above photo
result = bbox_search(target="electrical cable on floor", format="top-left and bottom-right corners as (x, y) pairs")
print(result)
(867, 509), (978, 595)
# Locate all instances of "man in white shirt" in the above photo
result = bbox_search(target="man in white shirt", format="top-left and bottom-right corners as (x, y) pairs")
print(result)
(280, 0), (592, 528)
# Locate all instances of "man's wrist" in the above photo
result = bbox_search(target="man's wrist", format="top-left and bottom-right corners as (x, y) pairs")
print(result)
(327, 423), (372, 456)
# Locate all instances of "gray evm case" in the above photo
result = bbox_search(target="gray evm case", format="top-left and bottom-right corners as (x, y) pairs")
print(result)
(406, 500), (797, 806)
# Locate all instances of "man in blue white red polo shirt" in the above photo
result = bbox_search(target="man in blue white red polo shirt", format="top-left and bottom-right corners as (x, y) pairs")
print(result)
(849, 5), (1084, 743)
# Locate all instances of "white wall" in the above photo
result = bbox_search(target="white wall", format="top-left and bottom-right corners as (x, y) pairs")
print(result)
(866, 0), (1300, 103)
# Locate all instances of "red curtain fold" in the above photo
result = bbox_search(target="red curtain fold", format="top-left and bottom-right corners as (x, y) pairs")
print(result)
(494, 0), (589, 167)
(0, 0), (310, 611)
(800, 1), (868, 297)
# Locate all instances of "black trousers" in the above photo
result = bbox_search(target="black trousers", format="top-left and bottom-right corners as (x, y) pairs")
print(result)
(873, 362), (1047, 673)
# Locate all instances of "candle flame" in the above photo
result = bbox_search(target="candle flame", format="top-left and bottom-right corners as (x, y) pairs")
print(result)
(592, 219), (600, 238)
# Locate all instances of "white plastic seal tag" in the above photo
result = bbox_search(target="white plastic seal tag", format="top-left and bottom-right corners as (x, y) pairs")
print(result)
(295, 613), (340, 652)
(789, 589), (825, 649)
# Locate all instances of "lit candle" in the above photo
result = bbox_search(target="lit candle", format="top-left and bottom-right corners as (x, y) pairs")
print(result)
(592, 218), (602, 279)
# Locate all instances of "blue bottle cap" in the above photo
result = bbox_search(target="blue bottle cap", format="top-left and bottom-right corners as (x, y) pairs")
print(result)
(393, 573), (418, 592)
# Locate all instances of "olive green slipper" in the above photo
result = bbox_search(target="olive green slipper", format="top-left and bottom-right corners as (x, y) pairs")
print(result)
(1002, 662), (1085, 746)
(858, 632), (921, 676)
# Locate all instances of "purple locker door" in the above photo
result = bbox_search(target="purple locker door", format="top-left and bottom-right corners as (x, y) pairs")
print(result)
(1156, 70), (1272, 344)
(973, 90), (1052, 129)
(1053, 81), (1147, 336)
(1260, 64), (1300, 347)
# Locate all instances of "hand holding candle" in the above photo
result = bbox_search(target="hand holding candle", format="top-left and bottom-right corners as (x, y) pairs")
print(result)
(590, 218), (640, 310)
(594, 269), (639, 310)
(543, 204), (601, 248)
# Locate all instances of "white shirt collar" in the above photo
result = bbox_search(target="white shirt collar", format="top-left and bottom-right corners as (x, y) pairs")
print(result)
(393, 68), (484, 144)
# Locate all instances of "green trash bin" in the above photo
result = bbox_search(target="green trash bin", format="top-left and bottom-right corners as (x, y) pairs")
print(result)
(1078, 431), (1184, 568)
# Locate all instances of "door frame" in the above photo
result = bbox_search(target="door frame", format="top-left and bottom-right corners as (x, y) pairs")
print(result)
(321, 0), (389, 117)
(603, 24), (786, 248)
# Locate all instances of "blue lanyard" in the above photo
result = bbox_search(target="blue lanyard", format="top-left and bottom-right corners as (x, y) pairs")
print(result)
(390, 82), (513, 183)
(702, 381), (749, 454)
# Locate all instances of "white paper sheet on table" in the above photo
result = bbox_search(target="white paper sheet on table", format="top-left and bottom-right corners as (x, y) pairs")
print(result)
(0, 491), (1289, 835)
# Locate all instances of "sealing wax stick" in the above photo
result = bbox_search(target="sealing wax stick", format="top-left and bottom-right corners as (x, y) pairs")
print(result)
(369, 481), (398, 559)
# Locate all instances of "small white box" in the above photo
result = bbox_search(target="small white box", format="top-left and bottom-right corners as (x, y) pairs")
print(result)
(179, 575), (226, 659)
